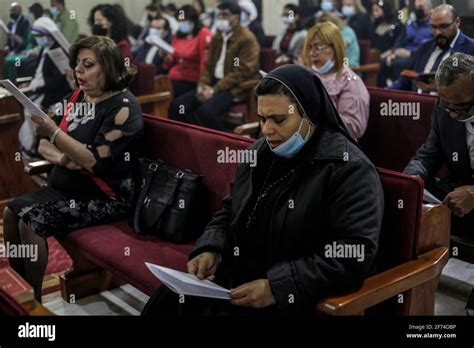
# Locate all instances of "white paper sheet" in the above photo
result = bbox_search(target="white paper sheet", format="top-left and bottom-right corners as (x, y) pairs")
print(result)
(49, 29), (71, 52)
(0, 80), (48, 118)
(145, 262), (230, 300)
(0, 19), (11, 34)
(423, 189), (442, 204)
(145, 35), (175, 54)
(259, 70), (268, 78)
(47, 47), (70, 76)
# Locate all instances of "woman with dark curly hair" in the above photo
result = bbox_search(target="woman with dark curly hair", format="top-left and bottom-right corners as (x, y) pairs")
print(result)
(87, 4), (132, 59)
(3, 36), (144, 302)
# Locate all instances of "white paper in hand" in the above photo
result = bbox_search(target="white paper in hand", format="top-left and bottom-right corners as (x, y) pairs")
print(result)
(145, 35), (175, 54)
(0, 20), (11, 34)
(47, 48), (70, 76)
(145, 262), (230, 300)
(0, 80), (48, 119)
(423, 189), (442, 204)
(49, 29), (71, 52)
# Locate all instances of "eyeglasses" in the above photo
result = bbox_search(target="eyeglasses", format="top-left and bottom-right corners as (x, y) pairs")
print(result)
(430, 21), (455, 30)
(437, 99), (474, 115)
(309, 44), (331, 52)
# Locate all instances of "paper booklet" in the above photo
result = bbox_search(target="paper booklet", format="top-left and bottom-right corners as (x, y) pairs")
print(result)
(47, 47), (70, 76)
(0, 19), (11, 34)
(50, 29), (71, 52)
(145, 35), (175, 54)
(0, 79), (48, 118)
(423, 189), (442, 204)
(145, 262), (231, 300)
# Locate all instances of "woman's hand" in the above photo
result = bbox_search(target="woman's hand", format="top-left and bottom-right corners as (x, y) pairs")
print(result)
(230, 279), (276, 308)
(187, 252), (220, 281)
(31, 114), (58, 138)
(58, 153), (82, 170)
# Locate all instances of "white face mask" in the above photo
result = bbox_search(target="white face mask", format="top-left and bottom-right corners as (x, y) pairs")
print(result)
(148, 28), (163, 38)
(215, 19), (231, 33)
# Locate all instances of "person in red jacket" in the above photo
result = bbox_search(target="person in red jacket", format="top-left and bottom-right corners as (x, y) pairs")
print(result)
(164, 5), (212, 99)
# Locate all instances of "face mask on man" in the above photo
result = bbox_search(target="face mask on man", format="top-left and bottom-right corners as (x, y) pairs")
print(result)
(215, 19), (231, 33)
(282, 16), (295, 26)
(148, 28), (163, 38)
(49, 6), (60, 18)
(415, 8), (426, 21)
(92, 24), (108, 36)
(268, 117), (312, 158)
(10, 13), (20, 21)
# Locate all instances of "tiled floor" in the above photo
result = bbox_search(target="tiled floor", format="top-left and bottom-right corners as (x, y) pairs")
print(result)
(40, 257), (474, 316)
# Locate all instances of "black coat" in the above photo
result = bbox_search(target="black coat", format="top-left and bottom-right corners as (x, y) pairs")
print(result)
(7, 15), (30, 52)
(190, 124), (384, 314)
(404, 104), (474, 186)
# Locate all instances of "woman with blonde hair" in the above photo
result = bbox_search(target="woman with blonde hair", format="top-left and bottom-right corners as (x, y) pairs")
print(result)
(301, 21), (369, 139)
(317, 12), (359, 68)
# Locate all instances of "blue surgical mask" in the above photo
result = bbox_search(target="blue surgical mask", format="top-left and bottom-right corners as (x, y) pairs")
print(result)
(178, 21), (193, 34)
(268, 118), (312, 158)
(35, 36), (50, 47)
(49, 6), (60, 18)
(457, 115), (474, 123)
(321, 0), (333, 12)
(282, 16), (295, 26)
(312, 59), (335, 74)
(241, 13), (251, 27)
(215, 19), (231, 33)
(342, 5), (355, 17)
(149, 28), (163, 38)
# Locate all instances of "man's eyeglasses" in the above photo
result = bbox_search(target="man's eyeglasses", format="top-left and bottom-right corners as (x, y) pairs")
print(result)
(437, 99), (474, 114)
(430, 21), (455, 30)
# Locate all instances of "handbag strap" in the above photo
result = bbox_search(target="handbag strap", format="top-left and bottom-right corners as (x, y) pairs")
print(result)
(146, 170), (184, 230)
(133, 161), (161, 233)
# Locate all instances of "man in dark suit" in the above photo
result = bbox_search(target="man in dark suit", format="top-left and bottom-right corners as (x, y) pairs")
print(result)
(404, 52), (474, 257)
(390, 4), (474, 92)
(4, 2), (31, 53)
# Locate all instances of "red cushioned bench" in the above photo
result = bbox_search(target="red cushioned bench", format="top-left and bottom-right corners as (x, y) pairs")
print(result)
(55, 115), (254, 299)
(24, 114), (450, 315)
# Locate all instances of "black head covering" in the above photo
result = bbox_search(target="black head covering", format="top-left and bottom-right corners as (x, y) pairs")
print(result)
(264, 64), (358, 146)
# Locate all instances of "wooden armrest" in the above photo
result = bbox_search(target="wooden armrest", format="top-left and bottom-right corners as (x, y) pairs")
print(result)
(24, 160), (53, 175)
(234, 121), (259, 135)
(239, 79), (260, 90)
(0, 113), (21, 125)
(352, 63), (381, 74)
(316, 247), (449, 315)
(136, 91), (171, 105)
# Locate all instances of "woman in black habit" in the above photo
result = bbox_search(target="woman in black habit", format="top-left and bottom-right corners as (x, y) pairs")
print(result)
(142, 64), (384, 318)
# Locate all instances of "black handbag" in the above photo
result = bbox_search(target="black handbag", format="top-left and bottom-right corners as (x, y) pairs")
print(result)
(132, 158), (208, 244)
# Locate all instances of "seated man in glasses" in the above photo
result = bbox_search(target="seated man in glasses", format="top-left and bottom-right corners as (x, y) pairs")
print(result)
(389, 4), (474, 93)
(404, 52), (474, 248)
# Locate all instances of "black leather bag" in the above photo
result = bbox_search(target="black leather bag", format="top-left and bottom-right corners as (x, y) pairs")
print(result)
(132, 158), (207, 244)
